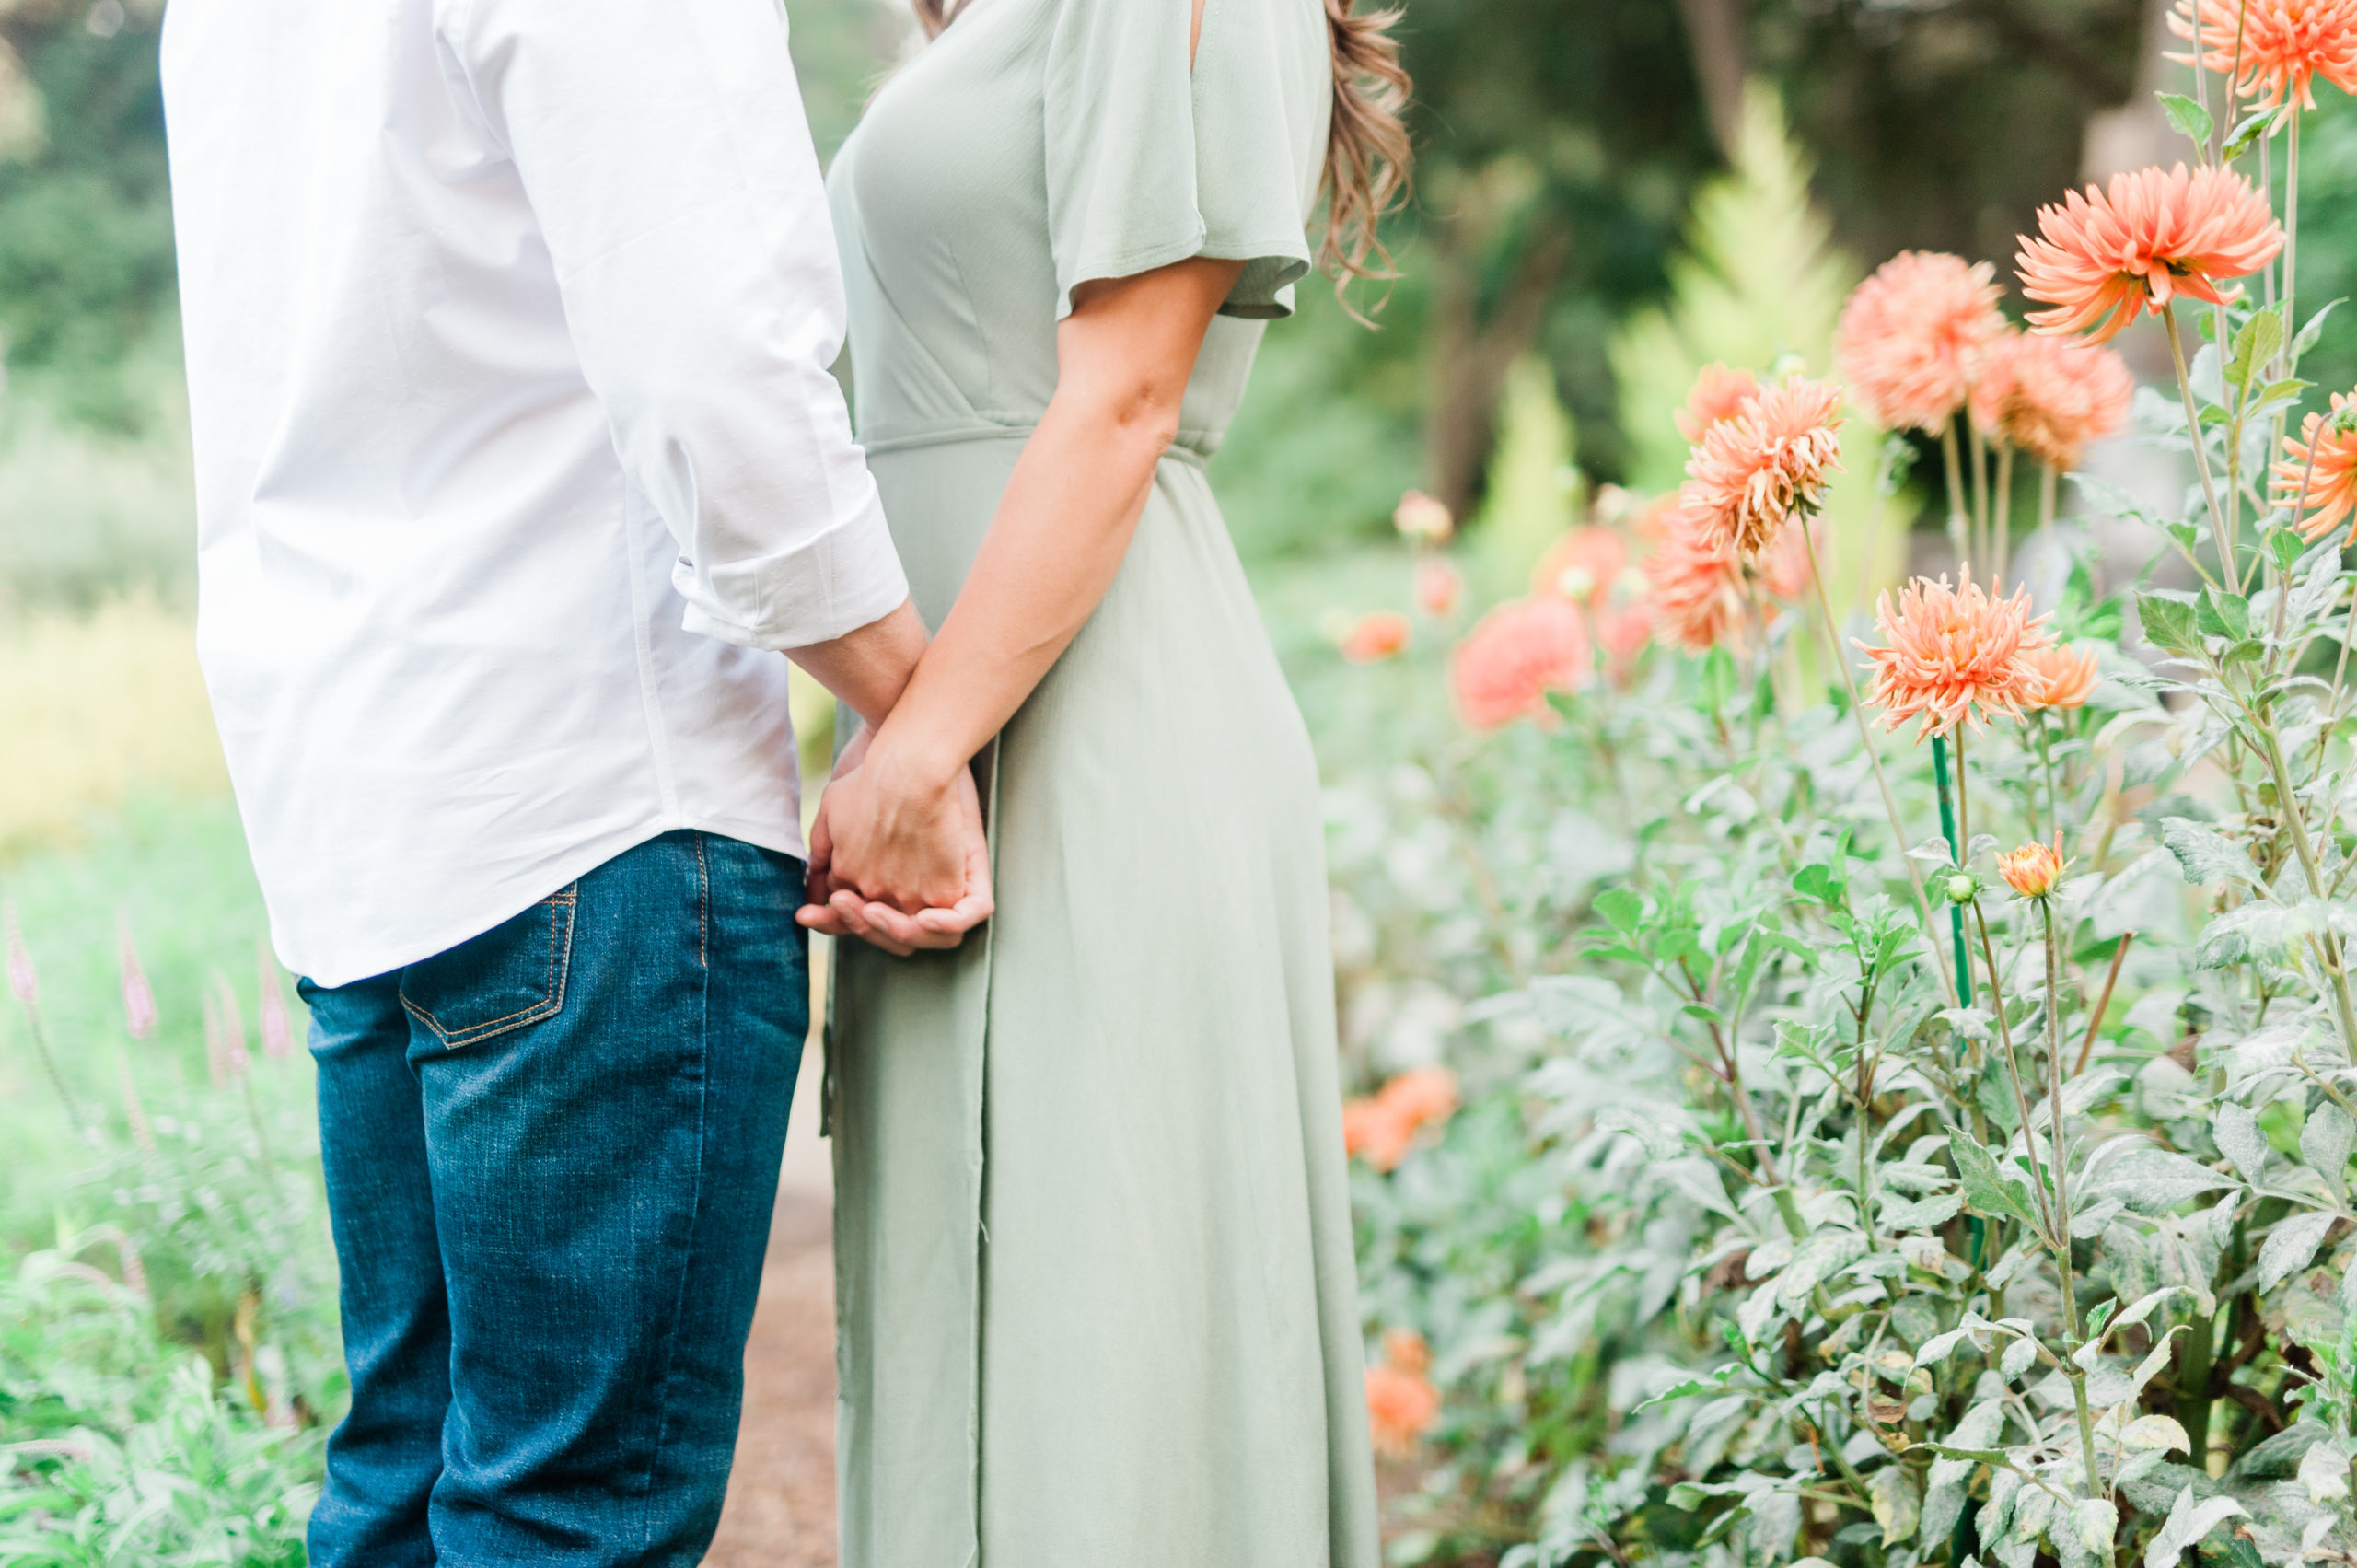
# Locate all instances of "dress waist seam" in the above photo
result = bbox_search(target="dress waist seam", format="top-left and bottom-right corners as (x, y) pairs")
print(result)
(859, 419), (1213, 466)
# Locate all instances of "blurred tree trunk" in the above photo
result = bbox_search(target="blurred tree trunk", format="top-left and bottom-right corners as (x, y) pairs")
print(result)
(1422, 216), (1568, 520)
(1674, 0), (1749, 157)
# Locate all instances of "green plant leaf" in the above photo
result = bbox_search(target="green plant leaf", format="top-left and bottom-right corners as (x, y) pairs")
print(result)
(2293, 298), (2346, 361)
(2196, 586), (2251, 641)
(2160, 818), (2263, 889)
(1951, 1132), (2039, 1225)
(2158, 93), (2213, 149)
(2138, 593), (2201, 656)
(2227, 307), (2284, 394)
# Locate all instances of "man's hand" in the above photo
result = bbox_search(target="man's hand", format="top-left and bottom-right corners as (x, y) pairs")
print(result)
(797, 728), (993, 956)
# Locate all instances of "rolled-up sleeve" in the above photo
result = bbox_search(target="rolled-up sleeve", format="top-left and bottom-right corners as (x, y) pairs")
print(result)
(435, 0), (907, 650)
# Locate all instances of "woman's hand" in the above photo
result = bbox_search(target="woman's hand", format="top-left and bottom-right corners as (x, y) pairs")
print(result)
(798, 731), (993, 956)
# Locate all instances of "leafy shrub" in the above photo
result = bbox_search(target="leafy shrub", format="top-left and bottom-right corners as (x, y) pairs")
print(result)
(1331, 58), (2357, 1568)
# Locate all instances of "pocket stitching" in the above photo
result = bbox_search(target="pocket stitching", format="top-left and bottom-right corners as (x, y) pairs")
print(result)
(399, 889), (577, 1050)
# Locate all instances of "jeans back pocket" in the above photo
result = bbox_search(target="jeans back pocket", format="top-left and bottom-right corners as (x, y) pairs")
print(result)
(399, 887), (578, 1050)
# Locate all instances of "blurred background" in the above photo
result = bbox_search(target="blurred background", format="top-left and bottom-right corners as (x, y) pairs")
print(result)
(0, 0), (2341, 1559)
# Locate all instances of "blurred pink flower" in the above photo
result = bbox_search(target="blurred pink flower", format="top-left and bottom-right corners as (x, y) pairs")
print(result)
(1532, 527), (1628, 604)
(1365, 1361), (1441, 1458)
(1836, 251), (2006, 433)
(1969, 330), (2135, 471)
(1393, 489), (1454, 544)
(1646, 503), (1749, 654)
(1675, 363), (1761, 442)
(118, 913), (157, 1040)
(1340, 610), (1411, 664)
(2017, 164), (2282, 343)
(1414, 558), (1463, 617)
(1451, 596), (1590, 728)
(258, 944), (294, 1061)
(5, 899), (35, 1009)
(1681, 377), (1845, 556)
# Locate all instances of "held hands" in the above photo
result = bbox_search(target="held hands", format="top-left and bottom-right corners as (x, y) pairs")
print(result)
(797, 726), (993, 957)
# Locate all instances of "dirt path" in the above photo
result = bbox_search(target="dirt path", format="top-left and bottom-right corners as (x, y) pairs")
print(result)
(703, 1046), (840, 1568)
(703, 1191), (838, 1568)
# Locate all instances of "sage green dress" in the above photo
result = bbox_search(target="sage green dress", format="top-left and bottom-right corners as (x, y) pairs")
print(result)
(820, 0), (1379, 1563)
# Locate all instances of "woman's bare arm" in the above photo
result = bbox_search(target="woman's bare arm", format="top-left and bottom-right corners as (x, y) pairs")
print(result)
(803, 254), (1245, 943)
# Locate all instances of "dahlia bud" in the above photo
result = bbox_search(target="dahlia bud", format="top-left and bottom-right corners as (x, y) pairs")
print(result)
(1945, 873), (1979, 905)
(1998, 840), (2065, 900)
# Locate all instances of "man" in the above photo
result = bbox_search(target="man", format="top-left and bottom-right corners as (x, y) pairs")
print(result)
(159, 1), (980, 1562)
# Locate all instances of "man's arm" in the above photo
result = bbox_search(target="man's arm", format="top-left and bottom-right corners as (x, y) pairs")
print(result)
(436, 0), (908, 654)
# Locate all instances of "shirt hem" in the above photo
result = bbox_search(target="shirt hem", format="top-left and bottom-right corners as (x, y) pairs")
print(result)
(286, 812), (809, 989)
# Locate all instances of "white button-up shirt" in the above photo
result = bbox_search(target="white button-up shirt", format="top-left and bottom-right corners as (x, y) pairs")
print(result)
(162, 0), (908, 985)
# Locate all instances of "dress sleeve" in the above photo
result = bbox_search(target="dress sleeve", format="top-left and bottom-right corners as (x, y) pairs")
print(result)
(1042, 0), (1329, 320)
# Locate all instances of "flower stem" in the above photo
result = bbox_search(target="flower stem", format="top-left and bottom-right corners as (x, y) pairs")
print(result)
(2255, 714), (2357, 1059)
(1970, 415), (1992, 569)
(1803, 525), (1957, 1001)
(1942, 417), (1971, 567)
(13, 1000), (83, 1136)
(2041, 895), (2103, 1494)
(2164, 305), (2235, 576)
(1994, 443), (2015, 584)
(1931, 733), (1972, 1008)
(2038, 461), (2059, 563)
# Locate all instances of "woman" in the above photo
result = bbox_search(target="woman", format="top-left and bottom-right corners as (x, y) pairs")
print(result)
(798, 0), (1410, 1559)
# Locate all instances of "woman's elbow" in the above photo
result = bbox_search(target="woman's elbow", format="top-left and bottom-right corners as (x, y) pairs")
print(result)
(1065, 373), (1187, 459)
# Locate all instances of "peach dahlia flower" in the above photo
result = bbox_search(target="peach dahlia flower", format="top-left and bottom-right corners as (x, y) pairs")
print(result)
(1365, 1360), (1441, 1457)
(1681, 376), (1845, 556)
(1835, 252), (2007, 434)
(2170, 0), (2357, 109)
(2273, 392), (2357, 542)
(2023, 642), (2102, 711)
(1676, 363), (1761, 442)
(1452, 597), (1589, 729)
(1998, 839), (2065, 900)
(1644, 501), (1815, 654)
(1533, 527), (1629, 603)
(2016, 164), (2284, 343)
(1856, 573), (2052, 741)
(1341, 1066), (1461, 1171)
(1340, 610), (1411, 664)
(1969, 331), (2136, 471)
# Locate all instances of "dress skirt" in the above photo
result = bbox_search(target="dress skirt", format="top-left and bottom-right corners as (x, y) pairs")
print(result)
(827, 432), (1380, 1568)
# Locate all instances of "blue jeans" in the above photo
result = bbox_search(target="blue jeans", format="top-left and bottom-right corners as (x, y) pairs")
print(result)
(299, 830), (807, 1567)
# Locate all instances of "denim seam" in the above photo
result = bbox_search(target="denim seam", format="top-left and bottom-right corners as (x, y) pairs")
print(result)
(693, 834), (709, 970)
(633, 838), (715, 1533)
(398, 889), (577, 1048)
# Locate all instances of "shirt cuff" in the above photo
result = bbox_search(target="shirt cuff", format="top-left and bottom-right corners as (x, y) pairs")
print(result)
(675, 496), (911, 653)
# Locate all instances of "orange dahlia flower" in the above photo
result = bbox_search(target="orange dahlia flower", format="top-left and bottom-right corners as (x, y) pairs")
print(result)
(2273, 391), (2357, 542)
(1998, 839), (2065, 900)
(1365, 1362), (1441, 1457)
(1676, 363), (1762, 442)
(1856, 573), (2053, 740)
(1644, 501), (1814, 653)
(2170, 0), (2357, 109)
(1835, 252), (2007, 434)
(1339, 610), (1410, 664)
(1681, 376), (1845, 556)
(1969, 331), (2136, 471)
(2023, 642), (2101, 711)
(2016, 164), (2284, 343)
(1452, 596), (1590, 729)
(1341, 1067), (1461, 1171)
(1414, 558), (1463, 617)
(1382, 1328), (1433, 1377)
